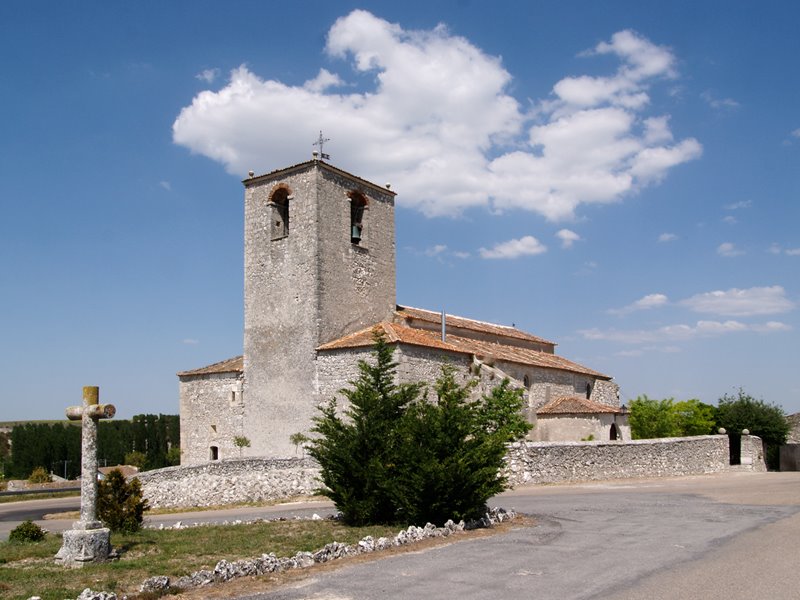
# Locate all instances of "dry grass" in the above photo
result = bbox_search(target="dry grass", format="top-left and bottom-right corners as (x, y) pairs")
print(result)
(0, 519), (398, 600)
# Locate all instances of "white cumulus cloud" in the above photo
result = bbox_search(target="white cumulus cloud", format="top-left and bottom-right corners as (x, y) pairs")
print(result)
(479, 236), (547, 259)
(701, 91), (740, 110)
(658, 232), (677, 242)
(556, 229), (581, 248)
(172, 12), (701, 221)
(424, 244), (448, 257)
(609, 293), (669, 315)
(725, 200), (751, 210)
(580, 319), (789, 344)
(680, 286), (795, 317)
(717, 242), (744, 257)
(195, 68), (220, 84)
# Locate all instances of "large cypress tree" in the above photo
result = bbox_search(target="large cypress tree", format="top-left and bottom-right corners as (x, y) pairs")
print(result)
(309, 332), (531, 526)
(309, 333), (422, 525)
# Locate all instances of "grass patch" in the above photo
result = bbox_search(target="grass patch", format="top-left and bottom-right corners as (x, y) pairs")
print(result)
(0, 520), (397, 600)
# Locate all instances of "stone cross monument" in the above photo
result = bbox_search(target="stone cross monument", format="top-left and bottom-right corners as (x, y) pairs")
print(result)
(55, 386), (116, 567)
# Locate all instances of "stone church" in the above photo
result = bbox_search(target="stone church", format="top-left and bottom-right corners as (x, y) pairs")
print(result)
(178, 156), (625, 465)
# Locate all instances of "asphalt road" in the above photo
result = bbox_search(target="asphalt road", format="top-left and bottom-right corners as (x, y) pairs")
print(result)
(0, 496), (336, 541)
(233, 472), (800, 600)
(2, 472), (798, 599)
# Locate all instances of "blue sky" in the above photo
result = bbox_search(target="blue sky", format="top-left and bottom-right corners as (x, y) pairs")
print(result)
(1, 1), (798, 421)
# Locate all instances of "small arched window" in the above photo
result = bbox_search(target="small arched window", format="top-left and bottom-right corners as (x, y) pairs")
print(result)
(348, 191), (367, 245)
(270, 186), (290, 240)
(209, 446), (219, 461)
(523, 375), (530, 388)
(586, 382), (592, 399)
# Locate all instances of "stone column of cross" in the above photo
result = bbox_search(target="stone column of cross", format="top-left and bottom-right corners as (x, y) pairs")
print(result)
(65, 386), (116, 529)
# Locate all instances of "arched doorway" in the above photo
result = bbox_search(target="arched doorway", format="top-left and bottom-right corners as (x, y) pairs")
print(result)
(609, 423), (619, 440)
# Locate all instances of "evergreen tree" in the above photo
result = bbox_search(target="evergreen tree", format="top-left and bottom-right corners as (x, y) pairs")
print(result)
(394, 368), (529, 524)
(309, 332), (531, 526)
(97, 469), (149, 533)
(309, 333), (422, 525)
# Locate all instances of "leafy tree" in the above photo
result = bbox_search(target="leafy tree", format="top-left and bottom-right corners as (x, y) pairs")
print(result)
(124, 451), (147, 469)
(97, 469), (149, 533)
(673, 399), (717, 436)
(166, 446), (181, 466)
(629, 395), (680, 439)
(233, 435), (251, 457)
(289, 432), (310, 455)
(715, 390), (790, 445)
(309, 332), (530, 526)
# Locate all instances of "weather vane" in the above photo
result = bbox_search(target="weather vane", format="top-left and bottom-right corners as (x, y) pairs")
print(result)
(313, 131), (331, 160)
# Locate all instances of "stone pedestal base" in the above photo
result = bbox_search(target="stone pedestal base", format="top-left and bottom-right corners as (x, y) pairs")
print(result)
(55, 527), (112, 567)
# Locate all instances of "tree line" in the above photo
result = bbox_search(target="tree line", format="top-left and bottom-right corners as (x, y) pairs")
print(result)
(628, 390), (790, 469)
(3, 414), (180, 480)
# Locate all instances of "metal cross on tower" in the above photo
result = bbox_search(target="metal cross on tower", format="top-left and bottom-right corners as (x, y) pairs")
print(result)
(313, 131), (331, 160)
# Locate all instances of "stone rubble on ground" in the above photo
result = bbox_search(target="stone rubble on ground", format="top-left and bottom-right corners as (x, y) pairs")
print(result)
(138, 507), (514, 595)
(33, 507), (515, 600)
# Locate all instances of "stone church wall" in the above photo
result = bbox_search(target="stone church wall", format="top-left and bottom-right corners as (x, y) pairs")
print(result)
(531, 413), (631, 442)
(242, 163), (396, 458)
(179, 372), (244, 465)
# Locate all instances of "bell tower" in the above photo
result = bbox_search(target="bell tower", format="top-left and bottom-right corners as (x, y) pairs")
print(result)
(241, 157), (396, 456)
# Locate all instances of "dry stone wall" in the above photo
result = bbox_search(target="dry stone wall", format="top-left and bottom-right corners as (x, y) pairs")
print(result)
(504, 435), (739, 485)
(138, 436), (765, 509)
(135, 457), (319, 509)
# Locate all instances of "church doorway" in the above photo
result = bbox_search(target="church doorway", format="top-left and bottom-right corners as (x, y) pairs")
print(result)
(609, 423), (619, 440)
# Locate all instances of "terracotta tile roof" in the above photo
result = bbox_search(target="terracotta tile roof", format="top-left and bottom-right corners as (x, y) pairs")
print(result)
(318, 323), (610, 379)
(396, 305), (555, 347)
(98, 465), (140, 479)
(178, 355), (243, 377)
(537, 396), (622, 415)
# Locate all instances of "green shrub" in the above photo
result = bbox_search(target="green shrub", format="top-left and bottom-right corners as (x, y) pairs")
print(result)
(166, 446), (181, 466)
(27, 466), (52, 484)
(309, 332), (530, 526)
(124, 451), (147, 470)
(97, 469), (149, 533)
(9, 520), (46, 543)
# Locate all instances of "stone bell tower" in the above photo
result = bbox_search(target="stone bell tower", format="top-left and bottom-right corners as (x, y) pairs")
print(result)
(242, 156), (396, 456)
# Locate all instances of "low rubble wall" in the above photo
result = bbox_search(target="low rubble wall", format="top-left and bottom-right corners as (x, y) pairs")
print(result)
(138, 436), (765, 508)
(135, 457), (319, 509)
(504, 435), (734, 485)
